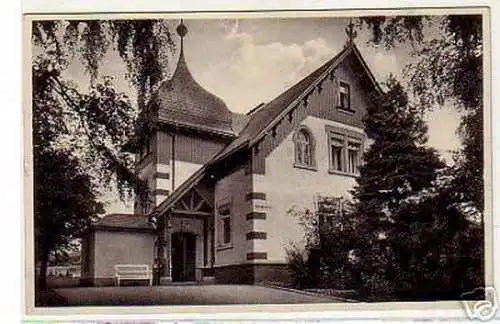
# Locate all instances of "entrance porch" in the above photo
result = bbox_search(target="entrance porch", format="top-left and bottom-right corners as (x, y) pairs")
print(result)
(155, 188), (215, 285)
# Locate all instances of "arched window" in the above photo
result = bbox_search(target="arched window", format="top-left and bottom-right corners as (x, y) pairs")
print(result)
(294, 127), (316, 169)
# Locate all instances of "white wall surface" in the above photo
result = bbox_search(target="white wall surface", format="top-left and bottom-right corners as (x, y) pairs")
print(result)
(93, 230), (155, 278)
(254, 116), (365, 262)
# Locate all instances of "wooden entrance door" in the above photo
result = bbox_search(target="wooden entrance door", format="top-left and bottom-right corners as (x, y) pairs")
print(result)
(171, 232), (196, 282)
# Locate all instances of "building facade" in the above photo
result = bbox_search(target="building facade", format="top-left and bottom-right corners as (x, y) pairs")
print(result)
(81, 21), (381, 286)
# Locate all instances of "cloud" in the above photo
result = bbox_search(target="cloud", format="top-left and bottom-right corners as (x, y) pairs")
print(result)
(200, 21), (335, 112)
(204, 22), (461, 166)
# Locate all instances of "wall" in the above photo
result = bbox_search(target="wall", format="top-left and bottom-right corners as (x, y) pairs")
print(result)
(92, 230), (155, 280)
(213, 166), (253, 266)
(308, 54), (374, 129)
(174, 161), (204, 191)
(247, 53), (372, 264)
(254, 116), (365, 263)
(147, 131), (227, 206)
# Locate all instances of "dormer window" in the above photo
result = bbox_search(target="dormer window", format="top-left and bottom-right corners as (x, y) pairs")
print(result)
(338, 81), (351, 111)
(293, 127), (316, 171)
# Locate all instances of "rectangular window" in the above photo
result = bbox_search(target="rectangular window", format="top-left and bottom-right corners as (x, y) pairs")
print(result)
(326, 126), (364, 175)
(331, 145), (343, 171)
(138, 136), (153, 161)
(330, 135), (344, 172)
(222, 217), (231, 244)
(146, 136), (152, 155)
(217, 199), (232, 248)
(347, 140), (361, 174)
(339, 81), (351, 110)
(138, 190), (150, 215)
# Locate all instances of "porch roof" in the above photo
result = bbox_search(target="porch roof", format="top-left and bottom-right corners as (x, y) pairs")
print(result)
(92, 213), (155, 231)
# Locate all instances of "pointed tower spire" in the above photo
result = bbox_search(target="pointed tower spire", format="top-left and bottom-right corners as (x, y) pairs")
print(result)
(176, 19), (188, 55)
(155, 18), (234, 134)
(345, 18), (358, 46)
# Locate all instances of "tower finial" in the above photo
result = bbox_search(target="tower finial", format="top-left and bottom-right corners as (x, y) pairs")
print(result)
(345, 18), (357, 45)
(176, 19), (188, 53)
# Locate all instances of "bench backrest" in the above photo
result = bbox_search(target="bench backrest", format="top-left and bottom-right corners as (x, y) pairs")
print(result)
(115, 264), (150, 274)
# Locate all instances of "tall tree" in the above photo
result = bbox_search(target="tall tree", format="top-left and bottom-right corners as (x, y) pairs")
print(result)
(351, 76), (444, 300)
(359, 14), (483, 213)
(387, 181), (484, 300)
(358, 14), (485, 300)
(34, 148), (104, 290)
(32, 19), (175, 197)
(31, 19), (175, 288)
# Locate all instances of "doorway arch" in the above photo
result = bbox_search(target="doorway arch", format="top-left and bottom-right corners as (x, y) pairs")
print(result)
(171, 232), (197, 282)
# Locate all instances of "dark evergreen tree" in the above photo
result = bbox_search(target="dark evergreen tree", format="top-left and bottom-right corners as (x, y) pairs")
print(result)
(357, 14), (485, 301)
(359, 14), (483, 213)
(388, 183), (484, 300)
(351, 76), (444, 300)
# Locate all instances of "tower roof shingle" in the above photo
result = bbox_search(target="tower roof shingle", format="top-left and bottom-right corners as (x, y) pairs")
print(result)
(153, 38), (234, 134)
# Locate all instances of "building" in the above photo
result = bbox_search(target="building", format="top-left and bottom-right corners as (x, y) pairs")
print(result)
(81, 20), (381, 286)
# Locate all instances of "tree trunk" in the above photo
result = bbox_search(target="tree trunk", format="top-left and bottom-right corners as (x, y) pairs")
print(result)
(37, 245), (50, 291)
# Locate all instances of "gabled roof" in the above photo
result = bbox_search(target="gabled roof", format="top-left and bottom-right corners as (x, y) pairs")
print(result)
(211, 42), (381, 164)
(156, 42), (382, 216)
(156, 165), (208, 215)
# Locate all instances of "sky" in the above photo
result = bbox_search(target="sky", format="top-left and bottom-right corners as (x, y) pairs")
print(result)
(66, 17), (463, 214)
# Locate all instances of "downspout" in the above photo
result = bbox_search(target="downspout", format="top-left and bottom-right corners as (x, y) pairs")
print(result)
(172, 132), (176, 191)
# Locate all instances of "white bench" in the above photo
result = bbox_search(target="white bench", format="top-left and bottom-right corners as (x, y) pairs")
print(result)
(114, 264), (152, 286)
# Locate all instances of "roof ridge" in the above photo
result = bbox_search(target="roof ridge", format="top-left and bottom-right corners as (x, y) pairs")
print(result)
(195, 44), (354, 166)
(249, 45), (353, 145)
(246, 102), (266, 116)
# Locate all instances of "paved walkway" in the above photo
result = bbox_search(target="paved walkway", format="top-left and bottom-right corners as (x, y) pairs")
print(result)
(39, 285), (344, 306)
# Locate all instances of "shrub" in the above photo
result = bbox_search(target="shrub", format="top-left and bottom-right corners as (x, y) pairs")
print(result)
(285, 245), (315, 289)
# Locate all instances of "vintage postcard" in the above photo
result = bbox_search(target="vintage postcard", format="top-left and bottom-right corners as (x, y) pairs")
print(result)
(23, 6), (493, 321)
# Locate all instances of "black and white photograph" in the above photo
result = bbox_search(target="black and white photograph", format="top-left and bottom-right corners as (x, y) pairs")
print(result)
(25, 8), (492, 319)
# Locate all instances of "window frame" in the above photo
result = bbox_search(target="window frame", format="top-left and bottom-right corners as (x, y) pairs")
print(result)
(330, 132), (345, 172)
(337, 80), (355, 114)
(293, 126), (317, 171)
(222, 216), (231, 244)
(216, 199), (233, 250)
(347, 138), (362, 174)
(325, 125), (364, 176)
